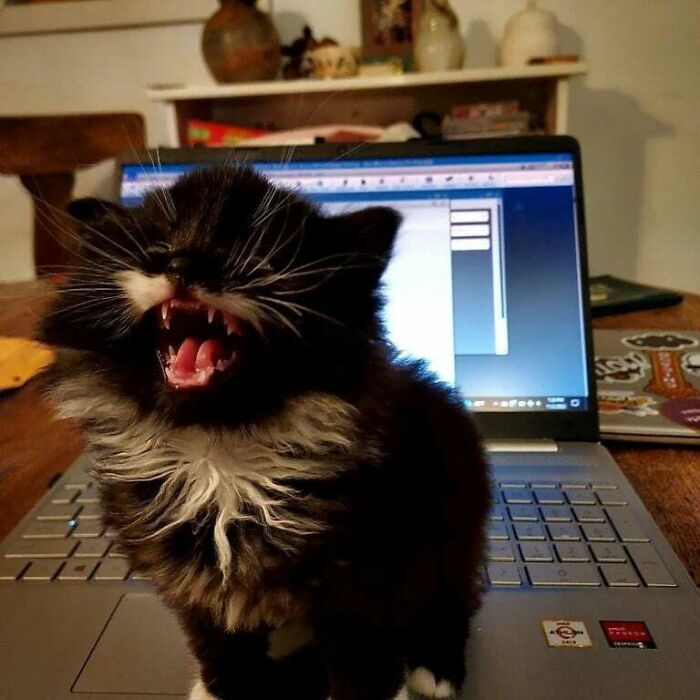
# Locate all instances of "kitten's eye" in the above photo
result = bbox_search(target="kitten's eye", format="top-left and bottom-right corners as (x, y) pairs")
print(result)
(146, 242), (172, 257)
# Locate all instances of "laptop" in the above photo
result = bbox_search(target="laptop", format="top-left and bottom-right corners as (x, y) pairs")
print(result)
(1, 137), (698, 699)
(595, 328), (700, 444)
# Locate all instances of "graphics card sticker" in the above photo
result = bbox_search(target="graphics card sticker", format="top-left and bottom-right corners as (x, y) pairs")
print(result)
(598, 391), (658, 417)
(595, 351), (649, 383)
(600, 620), (656, 649)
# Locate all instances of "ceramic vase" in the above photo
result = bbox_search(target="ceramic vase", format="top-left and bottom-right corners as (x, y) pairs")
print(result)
(201, 0), (282, 83)
(500, 1), (559, 67)
(415, 0), (465, 72)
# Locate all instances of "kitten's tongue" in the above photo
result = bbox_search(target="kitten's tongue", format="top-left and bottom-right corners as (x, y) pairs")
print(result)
(169, 338), (225, 387)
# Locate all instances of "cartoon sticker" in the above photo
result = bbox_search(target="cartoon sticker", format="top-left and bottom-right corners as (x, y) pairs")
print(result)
(595, 352), (650, 383)
(598, 391), (658, 417)
(623, 333), (698, 351)
(600, 620), (656, 649)
(682, 351), (700, 377)
(659, 397), (700, 432)
(542, 620), (593, 648)
(644, 350), (699, 400)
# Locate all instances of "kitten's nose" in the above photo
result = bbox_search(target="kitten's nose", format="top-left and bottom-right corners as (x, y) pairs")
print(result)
(165, 254), (194, 287)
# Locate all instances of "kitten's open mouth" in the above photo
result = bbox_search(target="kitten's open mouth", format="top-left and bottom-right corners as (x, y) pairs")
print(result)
(155, 298), (244, 390)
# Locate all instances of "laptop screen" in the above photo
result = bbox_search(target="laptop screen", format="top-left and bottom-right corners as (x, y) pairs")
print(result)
(120, 149), (589, 414)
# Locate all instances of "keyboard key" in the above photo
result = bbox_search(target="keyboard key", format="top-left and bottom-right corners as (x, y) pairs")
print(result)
(539, 506), (572, 523)
(94, 559), (130, 581)
(108, 545), (128, 558)
(487, 522), (509, 540)
(533, 489), (564, 505)
(489, 506), (505, 522)
(58, 560), (98, 581)
(547, 524), (581, 541)
(564, 489), (596, 506)
(0, 559), (30, 581)
(591, 482), (618, 490)
(572, 506), (606, 523)
(530, 482), (558, 489)
(5, 540), (77, 559)
(627, 544), (677, 587)
(499, 481), (526, 489)
(77, 503), (103, 520)
(519, 543), (554, 562)
(129, 571), (151, 581)
(560, 482), (588, 490)
(64, 477), (89, 489)
(607, 510), (650, 543)
(76, 493), (100, 505)
(514, 523), (545, 541)
(487, 564), (521, 586)
(555, 543), (590, 562)
(590, 543), (627, 563)
(73, 539), (112, 558)
(71, 521), (105, 538)
(488, 542), (516, 562)
(596, 491), (628, 506)
(508, 505), (539, 522)
(581, 523), (616, 542)
(600, 563), (640, 587)
(502, 489), (532, 504)
(22, 560), (64, 581)
(36, 503), (81, 521)
(22, 521), (75, 539)
(527, 563), (600, 587)
(51, 486), (80, 504)
(103, 527), (118, 538)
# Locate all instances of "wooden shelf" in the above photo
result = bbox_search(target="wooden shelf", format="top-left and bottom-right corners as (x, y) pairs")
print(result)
(147, 63), (587, 147)
(147, 63), (587, 102)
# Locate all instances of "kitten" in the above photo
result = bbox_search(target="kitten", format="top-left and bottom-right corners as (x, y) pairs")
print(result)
(38, 165), (490, 700)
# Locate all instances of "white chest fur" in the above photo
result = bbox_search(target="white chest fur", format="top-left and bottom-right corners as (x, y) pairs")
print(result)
(50, 381), (363, 578)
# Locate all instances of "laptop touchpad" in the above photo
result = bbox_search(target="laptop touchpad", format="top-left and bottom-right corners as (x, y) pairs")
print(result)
(73, 593), (194, 695)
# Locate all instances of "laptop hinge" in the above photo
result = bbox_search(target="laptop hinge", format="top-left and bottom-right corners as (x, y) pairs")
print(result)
(485, 439), (559, 453)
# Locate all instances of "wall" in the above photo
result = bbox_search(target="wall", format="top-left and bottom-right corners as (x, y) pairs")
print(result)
(0, 0), (698, 292)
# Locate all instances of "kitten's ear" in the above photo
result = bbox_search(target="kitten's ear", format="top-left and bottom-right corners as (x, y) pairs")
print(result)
(327, 206), (401, 275)
(68, 198), (125, 227)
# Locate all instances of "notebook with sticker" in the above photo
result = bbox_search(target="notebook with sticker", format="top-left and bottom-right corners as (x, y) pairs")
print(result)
(595, 328), (700, 444)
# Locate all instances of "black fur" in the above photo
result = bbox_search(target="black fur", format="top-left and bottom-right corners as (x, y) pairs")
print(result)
(38, 166), (490, 700)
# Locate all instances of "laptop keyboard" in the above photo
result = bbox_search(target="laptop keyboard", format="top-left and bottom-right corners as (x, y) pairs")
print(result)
(0, 476), (149, 583)
(0, 475), (679, 589)
(486, 480), (677, 588)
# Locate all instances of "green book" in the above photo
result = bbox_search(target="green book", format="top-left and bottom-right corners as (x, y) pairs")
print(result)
(589, 275), (683, 317)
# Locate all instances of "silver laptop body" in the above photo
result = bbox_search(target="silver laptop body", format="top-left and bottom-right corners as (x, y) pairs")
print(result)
(2, 138), (698, 699)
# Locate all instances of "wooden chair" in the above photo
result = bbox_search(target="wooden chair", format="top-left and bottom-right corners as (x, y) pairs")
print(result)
(0, 113), (145, 274)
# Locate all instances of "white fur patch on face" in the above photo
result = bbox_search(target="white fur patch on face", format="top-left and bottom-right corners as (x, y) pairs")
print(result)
(116, 270), (174, 316)
(189, 678), (218, 700)
(407, 667), (455, 698)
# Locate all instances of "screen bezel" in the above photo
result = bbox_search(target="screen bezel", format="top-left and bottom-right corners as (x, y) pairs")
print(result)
(117, 136), (599, 442)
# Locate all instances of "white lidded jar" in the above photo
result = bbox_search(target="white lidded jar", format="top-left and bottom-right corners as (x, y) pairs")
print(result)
(500, 1), (559, 67)
(415, 0), (465, 72)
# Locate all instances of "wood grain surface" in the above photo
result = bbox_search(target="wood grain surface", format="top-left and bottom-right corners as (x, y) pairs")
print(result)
(0, 281), (698, 583)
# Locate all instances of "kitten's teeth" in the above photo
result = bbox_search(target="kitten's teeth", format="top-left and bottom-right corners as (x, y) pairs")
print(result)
(227, 323), (234, 336)
(216, 360), (225, 371)
(207, 308), (216, 324)
(163, 316), (170, 330)
(168, 345), (176, 359)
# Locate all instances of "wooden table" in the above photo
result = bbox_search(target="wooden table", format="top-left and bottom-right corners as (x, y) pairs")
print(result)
(1, 281), (699, 584)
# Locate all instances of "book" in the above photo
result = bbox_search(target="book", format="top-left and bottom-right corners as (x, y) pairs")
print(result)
(589, 275), (684, 317)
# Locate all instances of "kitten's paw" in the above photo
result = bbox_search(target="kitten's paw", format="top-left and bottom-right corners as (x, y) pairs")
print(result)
(392, 686), (410, 700)
(406, 667), (455, 698)
(189, 678), (218, 700)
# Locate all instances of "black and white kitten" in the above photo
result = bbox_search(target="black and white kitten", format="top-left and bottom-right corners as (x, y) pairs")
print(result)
(38, 166), (490, 700)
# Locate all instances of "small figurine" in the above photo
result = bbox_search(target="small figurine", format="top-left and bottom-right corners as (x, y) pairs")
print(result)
(282, 26), (359, 80)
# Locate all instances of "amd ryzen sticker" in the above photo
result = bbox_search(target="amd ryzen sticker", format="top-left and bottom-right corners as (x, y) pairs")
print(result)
(542, 620), (592, 648)
(600, 620), (657, 649)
